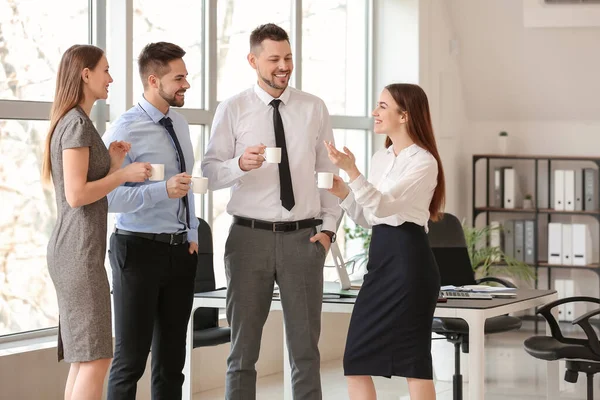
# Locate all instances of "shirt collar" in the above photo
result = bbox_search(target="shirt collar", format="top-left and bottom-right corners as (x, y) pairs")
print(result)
(138, 95), (169, 124)
(253, 83), (291, 106)
(386, 143), (421, 158)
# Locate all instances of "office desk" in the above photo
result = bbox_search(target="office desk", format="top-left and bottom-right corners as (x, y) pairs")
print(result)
(183, 288), (558, 400)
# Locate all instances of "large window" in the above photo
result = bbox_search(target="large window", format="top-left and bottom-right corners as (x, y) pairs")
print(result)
(132, 0), (205, 107)
(302, 0), (368, 116)
(0, 119), (58, 335)
(216, 0), (291, 100)
(0, 0), (90, 336)
(0, 1), (88, 102)
(1, 0), (372, 337)
(322, 129), (371, 282)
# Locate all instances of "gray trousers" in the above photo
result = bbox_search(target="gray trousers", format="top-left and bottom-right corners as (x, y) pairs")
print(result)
(224, 223), (326, 400)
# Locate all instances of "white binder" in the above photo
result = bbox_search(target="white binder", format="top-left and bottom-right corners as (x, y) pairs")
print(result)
(555, 279), (565, 321)
(503, 168), (516, 209)
(548, 222), (562, 264)
(494, 169), (503, 207)
(490, 221), (501, 262)
(561, 224), (572, 265)
(575, 169), (583, 211)
(564, 170), (575, 211)
(554, 170), (565, 210)
(563, 279), (575, 322)
(572, 223), (590, 266)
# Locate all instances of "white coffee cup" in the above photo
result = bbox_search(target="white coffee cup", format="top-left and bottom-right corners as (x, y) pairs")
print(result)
(149, 164), (165, 181)
(191, 176), (209, 194)
(265, 147), (281, 164)
(317, 172), (334, 189)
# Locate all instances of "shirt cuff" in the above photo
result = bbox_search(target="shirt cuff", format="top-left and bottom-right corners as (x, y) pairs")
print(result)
(348, 174), (371, 201)
(339, 191), (356, 211)
(348, 173), (368, 192)
(149, 181), (170, 203)
(187, 228), (198, 244)
(226, 155), (249, 180)
(320, 216), (337, 233)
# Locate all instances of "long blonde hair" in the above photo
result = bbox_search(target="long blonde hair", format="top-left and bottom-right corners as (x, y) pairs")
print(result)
(41, 44), (104, 185)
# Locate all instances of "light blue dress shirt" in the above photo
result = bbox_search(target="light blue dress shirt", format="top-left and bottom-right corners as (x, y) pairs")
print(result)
(103, 95), (199, 243)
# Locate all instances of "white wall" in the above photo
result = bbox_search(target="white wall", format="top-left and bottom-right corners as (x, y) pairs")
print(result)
(373, 0), (467, 218)
(443, 0), (600, 301)
(419, 0), (468, 219)
(440, 0), (600, 219)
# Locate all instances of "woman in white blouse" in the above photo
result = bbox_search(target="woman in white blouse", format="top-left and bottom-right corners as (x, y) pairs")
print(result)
(324, 83), (446, 400)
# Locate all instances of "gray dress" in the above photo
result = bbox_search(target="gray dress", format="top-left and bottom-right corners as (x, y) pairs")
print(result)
(47, 106), (113, 362)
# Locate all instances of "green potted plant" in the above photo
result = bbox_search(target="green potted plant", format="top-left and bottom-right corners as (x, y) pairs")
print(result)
(344, 221), (534, 285)
(343, 224), (371, 276)
(462, 221), (534, 284)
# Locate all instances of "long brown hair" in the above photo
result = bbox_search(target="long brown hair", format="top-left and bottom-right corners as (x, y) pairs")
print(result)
(384, 83), (446, 221)
(41, 44), (104, 185)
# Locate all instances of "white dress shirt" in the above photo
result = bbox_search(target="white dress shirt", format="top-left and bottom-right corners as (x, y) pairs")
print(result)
(340, 144), (438, 231)
(202, 84), (341, 232)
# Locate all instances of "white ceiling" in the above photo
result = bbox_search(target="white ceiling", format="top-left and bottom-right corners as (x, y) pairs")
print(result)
(446, 0), (600, 121)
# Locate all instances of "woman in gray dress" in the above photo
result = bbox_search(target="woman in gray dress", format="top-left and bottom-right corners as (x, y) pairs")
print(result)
(41, 45), (151, 400)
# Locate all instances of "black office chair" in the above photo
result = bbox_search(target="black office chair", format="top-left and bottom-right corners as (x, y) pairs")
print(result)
(524, 297), (600, 400)
(427, 213), (522, 400)
(192, 218), (231, 348)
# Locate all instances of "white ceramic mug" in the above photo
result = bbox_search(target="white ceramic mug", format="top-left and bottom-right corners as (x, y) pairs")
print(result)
(317, 172), (334, 189)
(265, 147), (282, 163)
(191, 176), (209, 194)
(149, 164), (165, 181)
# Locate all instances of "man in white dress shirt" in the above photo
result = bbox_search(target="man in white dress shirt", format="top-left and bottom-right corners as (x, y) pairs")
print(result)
(202, 23), (340, 400)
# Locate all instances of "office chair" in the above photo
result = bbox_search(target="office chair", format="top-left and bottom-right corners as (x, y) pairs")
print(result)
(427, 213), (522, 400)
(524, 297), (600, 400)
(192, 218), (231, 348)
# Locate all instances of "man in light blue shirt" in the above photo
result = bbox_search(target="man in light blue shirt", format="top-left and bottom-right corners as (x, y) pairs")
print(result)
(103, 42), (199, 400)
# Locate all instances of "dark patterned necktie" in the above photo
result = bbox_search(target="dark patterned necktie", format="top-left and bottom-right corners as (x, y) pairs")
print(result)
(159, 117), (190, 228)
(270, 99), (295, 211)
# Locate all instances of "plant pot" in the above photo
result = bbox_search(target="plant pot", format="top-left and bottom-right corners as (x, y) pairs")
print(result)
(523, 199), (533, 209)
(498, 135), (508, 155)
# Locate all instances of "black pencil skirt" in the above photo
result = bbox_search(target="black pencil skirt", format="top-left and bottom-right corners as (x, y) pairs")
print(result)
(343, 222), (440, 379)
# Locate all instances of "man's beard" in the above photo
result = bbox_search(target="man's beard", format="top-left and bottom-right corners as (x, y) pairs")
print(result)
(260, 70), (288, 91)
(159, 83), (185, 107)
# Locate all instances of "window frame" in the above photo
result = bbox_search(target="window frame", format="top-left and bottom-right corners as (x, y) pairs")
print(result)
(0, 0), (375, 339)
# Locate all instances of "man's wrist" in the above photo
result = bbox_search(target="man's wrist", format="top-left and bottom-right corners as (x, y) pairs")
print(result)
(321, 230), (336, 243)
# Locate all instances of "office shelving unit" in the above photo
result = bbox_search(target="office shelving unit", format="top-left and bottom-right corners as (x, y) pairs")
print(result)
(472, 154), (600, 328)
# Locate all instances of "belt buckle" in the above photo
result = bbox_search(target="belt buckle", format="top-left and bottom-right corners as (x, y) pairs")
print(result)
(169, 234), (176, 245)
(273, 222), (286, 233)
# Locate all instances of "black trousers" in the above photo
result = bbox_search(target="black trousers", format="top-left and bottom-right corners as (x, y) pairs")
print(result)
(107, 233), (197, 400)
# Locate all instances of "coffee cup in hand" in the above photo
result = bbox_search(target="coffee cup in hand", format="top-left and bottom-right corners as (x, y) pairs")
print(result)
(191, 176), (209, 194)
(149, 164), (165, 181)
(317, 172), (334, 189)
(265, 147), (281, 164)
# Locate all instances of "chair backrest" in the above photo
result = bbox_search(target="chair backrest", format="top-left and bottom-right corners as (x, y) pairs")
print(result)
(193, 218), (218, 330)
(427, 213), (477, 287)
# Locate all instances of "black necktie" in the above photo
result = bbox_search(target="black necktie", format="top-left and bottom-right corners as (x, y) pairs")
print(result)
(159, 117), (190, 229)
(270, 99), (295, 211)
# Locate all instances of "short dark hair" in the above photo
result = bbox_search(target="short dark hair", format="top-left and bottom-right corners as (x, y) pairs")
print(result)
(249, 23), (289, 51)
(138, 42), (186, 87)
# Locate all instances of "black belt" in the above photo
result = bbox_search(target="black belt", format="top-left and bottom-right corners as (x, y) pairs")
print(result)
(115, 229), (188, 245)
(233, 216), (322, 232)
